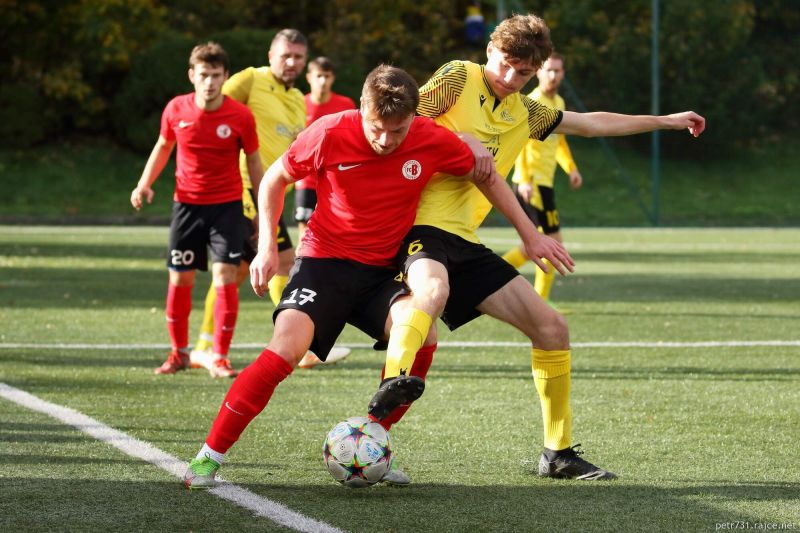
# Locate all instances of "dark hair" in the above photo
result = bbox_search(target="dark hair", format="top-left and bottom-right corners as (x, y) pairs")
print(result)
(361, 65), (419, 119)
(189, 41), (229, 72)
(308, 56), (335, 73)
(549, 52), (565, 65)
(490, 13), (553, 68)
(271, 28), (308, 49)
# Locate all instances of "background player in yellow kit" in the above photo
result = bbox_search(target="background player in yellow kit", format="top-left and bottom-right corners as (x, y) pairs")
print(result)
(502, 53), (583, 309)
(190, 29), (308, 375)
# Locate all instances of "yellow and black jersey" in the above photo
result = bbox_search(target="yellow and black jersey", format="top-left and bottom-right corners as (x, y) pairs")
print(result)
(512, 88), (577, 198)
(415, 60), (562, 242)
(223, 67), (306, 188)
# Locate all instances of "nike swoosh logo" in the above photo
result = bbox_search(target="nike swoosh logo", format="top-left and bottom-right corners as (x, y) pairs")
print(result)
(178, 120), (194, 128)
(228, 252), (242, 258)
(338, 163), (361, 171)
(225, 401), (244, 416)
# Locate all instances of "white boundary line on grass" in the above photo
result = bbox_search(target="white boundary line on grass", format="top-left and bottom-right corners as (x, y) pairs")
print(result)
(0, 382), (343, 533)
(1, 340), (799, 350)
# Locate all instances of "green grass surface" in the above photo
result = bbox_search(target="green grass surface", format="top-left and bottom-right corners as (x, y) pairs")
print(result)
(2, 137), (800, 226)
(1, 226), (799, 531)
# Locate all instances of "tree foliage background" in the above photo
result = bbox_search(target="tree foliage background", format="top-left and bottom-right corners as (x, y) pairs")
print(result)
(2, 0), (797, 154)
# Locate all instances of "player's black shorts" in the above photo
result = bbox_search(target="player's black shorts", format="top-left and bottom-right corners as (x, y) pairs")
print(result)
(513, 183), (559, 234)
(399, 225), (519, 330)
(242, 188), (258, 263)
(274, 257), (408, 360)
(294, 188), (317, 223)
(242, 215), (257, 264)
(276, 217), (294, 252)
(167, 200), (244, 271)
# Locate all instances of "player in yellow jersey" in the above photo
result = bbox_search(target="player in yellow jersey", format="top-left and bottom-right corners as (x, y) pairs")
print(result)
(502, 53), (583, 310)
(189, 29), (309, 376)
(368, 13), (705, 482)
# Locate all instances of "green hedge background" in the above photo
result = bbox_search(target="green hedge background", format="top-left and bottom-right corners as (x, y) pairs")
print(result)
(2, 0), (798, 156)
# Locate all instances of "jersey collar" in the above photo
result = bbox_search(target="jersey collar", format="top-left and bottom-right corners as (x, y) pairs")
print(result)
(479, 65), (497, 99)
(265, 68), (294, 92)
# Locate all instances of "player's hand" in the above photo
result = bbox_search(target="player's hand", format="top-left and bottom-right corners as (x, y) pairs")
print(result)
(517, 182), (533, 203)
(569, 170), (583, 190)
(130, 186), (154, 210)
(459, 133), (495, 184)
(668, 111), (706, 137)
(522, 232), (575, 276)
(249, 246), (278, 298)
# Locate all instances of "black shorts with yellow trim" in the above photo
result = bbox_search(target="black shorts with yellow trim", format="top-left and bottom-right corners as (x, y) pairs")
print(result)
(399, 225), (518, 331)
(276, 216), (294, 252)
(273, 257), (408, 360)
(167, 200), (244, 272)
(241, 188), (258, 264)
(513, 183), (559, 234)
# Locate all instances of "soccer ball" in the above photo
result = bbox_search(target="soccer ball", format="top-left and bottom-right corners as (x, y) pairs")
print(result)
(323, 416), (392, 488)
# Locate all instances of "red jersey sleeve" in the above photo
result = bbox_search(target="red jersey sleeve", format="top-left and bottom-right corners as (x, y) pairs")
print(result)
(159, 99), (176, 141)
(281, 120), (328, 179)
(430, 124), (475, 177)
(239, 107), (259, 154)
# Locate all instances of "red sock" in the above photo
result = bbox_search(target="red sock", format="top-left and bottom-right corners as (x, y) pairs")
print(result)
(213, 283), (239, 356)
(205, 349), (293, 453)
(374, 344), (436, 431)
(166, 283), (192, 351)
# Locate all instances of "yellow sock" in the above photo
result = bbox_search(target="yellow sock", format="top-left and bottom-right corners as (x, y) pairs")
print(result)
(501, 246), (528, 268)
(532, 348), (572, 451)
(534, 259), (556, 300)
(194, 283), (216, 351)
(384, 308), (432, 378)
(268, 275), (289, 306)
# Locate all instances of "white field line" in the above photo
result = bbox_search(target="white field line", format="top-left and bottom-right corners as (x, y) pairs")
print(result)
(1, 340), (799, 350)
(0, 383), (343, 533)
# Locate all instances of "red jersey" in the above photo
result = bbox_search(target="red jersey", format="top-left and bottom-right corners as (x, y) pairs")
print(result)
(160, 94), (259, 205)
(282, 110), (474, 266)
(304, 92), (357, 126)
(296, 92), (357, 191)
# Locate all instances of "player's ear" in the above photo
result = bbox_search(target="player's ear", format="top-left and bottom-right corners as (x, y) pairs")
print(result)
(188, 68), (195, 84)
(486, 41), (494, 60)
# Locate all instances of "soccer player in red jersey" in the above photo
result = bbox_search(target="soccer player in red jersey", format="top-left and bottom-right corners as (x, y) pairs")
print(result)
(181, 64), (471, 487)
(183, 64), (565, 489)
(130, 42), (262, 377)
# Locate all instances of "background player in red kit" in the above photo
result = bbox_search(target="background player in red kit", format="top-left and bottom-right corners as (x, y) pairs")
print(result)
(130, 42), (262, 376)
(294, 56), (358, 369)
(294, 56), (356, 243)
(183, 64), (478, 489)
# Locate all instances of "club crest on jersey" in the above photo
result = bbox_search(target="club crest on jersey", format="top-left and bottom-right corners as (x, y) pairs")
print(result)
(216, 124), (232, 139)
(500, 110), (514, 122)
(402, 160), (422, 180)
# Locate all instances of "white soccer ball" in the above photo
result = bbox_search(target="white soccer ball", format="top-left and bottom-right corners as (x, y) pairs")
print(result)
(323, 416), (392, 488)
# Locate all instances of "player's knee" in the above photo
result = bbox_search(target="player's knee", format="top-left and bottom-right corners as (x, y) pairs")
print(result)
(530, 308), (569, 347)
(418, 276), (449, 315)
